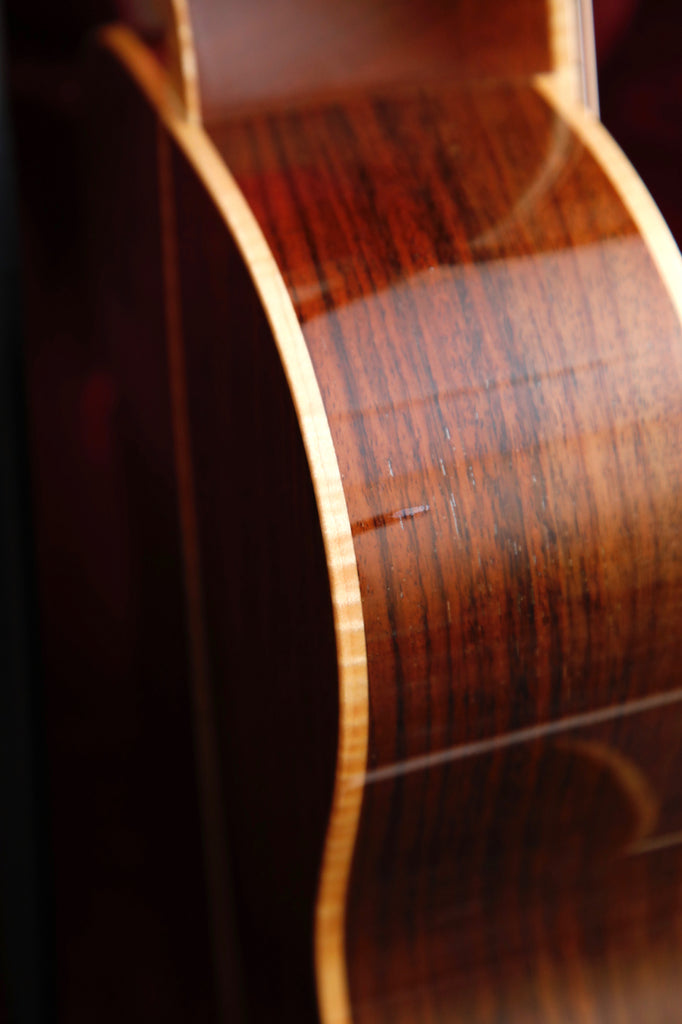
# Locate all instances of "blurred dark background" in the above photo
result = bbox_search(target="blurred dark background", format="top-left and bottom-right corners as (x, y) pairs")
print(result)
(0, 2), (680, 1022)
(1, 4), (215, 1023)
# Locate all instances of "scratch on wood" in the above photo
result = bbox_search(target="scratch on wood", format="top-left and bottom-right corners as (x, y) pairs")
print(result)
(352, 504), (431, 536)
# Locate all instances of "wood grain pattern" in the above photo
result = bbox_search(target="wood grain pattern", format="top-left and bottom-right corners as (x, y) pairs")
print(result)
(202, 70), (682, 1023)
(97, 6), (682, 1024)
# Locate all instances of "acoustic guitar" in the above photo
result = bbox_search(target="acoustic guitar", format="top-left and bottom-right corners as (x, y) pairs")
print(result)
(85, 2), (682, 1021)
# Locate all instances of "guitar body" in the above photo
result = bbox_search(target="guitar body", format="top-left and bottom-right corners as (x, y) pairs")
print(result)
(87, 3), (682, 1021)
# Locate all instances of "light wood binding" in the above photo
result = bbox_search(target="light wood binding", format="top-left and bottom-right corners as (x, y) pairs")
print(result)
(98, 24), (369, 1024)
(161, 0), (201, 122)
(546, 0), (598, 113)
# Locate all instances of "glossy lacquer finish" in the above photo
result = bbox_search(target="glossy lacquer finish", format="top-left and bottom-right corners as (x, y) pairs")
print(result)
(102, 6), (682, 1023)
(209, 82), (682, 1022)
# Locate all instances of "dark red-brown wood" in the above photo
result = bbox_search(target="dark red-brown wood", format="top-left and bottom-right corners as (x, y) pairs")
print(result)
(201, 76), (682, 1024)
(18, 2), (682, 1021)
(9, 1), (682, 1022)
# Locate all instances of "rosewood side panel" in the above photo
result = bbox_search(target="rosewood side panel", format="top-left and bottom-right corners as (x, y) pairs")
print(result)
(209, 78), (682, 1024)
(94, 6), (682, 1022)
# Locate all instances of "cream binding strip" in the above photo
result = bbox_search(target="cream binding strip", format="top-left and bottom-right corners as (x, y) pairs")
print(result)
(163, 0), (202, 122)
(546, 0), (599, 115)
(100, 25), (369, 1024)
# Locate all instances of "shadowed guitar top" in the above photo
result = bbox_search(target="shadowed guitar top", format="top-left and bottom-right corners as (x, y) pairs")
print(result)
(88, 2), (682, 1022)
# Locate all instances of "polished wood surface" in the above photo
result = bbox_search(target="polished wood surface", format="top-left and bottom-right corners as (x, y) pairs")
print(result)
(94, 3), (682, 1022)
(215, 79), (682, 750)
(211, 76), (682, 1024)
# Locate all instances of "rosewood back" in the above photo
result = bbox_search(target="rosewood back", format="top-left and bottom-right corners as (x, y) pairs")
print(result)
(92, 3), (682, 1023)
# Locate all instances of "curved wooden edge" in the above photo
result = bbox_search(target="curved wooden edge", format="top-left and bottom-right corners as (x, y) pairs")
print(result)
(577, 0), (599, 115)
(535, 72), (682, 332)
(98, 25), (369, 1024)
(546, 0), (599, 115)
(162, 0), (202, 122)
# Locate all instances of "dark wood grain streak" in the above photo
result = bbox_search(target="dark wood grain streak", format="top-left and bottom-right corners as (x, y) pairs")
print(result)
(204, 79), (682, 1022)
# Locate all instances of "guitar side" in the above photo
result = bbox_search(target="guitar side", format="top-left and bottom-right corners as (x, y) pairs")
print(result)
(90, 5), (682, 1022)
